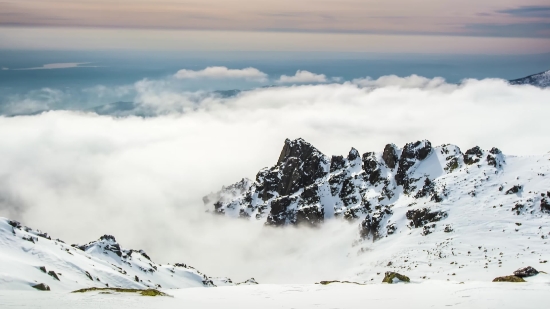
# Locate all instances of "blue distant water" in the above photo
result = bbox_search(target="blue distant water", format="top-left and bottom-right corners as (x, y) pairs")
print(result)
(0, 50), (549, 113)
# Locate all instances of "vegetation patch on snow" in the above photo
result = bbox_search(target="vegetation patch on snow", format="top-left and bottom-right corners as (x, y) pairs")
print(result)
(72, 287), (171, 297)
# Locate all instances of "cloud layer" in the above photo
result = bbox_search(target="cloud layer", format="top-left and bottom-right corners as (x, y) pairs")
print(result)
(0, 75), (549, 283)
(277, 70), (328, 83)
(174, 66), (268, 82)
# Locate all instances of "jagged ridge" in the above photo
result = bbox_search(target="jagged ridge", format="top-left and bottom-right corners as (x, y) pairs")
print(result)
(205, 138), (548, 243)
(0, 218), (257, 291)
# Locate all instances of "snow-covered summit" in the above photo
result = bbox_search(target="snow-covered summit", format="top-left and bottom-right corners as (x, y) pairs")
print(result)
(510, 70), (550, 87)
(0, 218), (255, 291)
(205, 138), (550, 282)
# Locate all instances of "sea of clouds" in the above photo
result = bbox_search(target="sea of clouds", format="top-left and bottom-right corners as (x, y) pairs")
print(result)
(0, 67), (549, 283)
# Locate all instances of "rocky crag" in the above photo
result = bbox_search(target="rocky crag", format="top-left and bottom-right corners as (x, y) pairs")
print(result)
(205, 138), (549, 243)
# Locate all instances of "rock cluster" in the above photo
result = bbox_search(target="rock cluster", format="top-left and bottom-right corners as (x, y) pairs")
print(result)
(205, 138), (513, 241)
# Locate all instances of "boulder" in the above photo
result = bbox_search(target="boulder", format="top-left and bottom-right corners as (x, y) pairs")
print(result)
(493, 276), (525, 283)
(32, 283), (51, 291)
(382, 272), (410, 284)
(47, 270), (60, 281)
(513, 266), (539, 278)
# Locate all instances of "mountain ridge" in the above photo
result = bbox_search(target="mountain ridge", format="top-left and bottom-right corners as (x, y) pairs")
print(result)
(0, 218), (257, 291)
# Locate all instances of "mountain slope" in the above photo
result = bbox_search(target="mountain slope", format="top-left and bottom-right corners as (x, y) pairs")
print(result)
(0, 218), (256, 291)
(509, 70), (550, 87)
(205, 138), (550, 282)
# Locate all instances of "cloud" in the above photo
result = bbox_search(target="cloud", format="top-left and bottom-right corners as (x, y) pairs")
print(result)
(351, 74), (455, 90)
(497, 6), (550, 18)
(463, 22), (550, 38)
(14, 63), (97, 70)
(0, 76), (549, 284)
(277, 70), (328, 84)
(174, 66), (268, 82)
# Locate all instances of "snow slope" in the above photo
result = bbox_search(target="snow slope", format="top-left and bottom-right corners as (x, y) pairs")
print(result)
(207, 138), (550, 282)
(0, 218), (255, 291)
(2, 282), (550, 309)
(510, 70), (550, 87)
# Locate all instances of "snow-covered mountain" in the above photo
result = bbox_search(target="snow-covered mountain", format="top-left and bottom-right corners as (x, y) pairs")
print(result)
(0, 218), (256, 291)
(509, 70), (550, 87)
(205, 138), (550, 282)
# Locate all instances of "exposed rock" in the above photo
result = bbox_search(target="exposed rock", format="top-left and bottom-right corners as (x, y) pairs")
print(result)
(237, 278), (259, 285)
(48, 270), (60, 281)
(406, 208), (448, 229)
(513, 266), (539, 278)
(382, 144), (399, 169)
(382, 272), (410, 284)
(39, 266), (47, 273)
(505, 185), (522, 195)
(32, 283), (50, 291)
(85, 271), (93, 281)
(330, 155), (345, 172)
(8, 220), (21, 229)
(492, 276), (526, 282)
(396, 140), (432, 186)
(487, 148), (504, 168)
(464, 146), (483, 165)
(541, 198), (550, 213)
(359, 206), (393, 241)
(362, 152), (383, 185)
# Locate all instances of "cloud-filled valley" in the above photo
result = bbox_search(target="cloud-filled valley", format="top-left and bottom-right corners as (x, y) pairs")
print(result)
(0, 70), (549, 284)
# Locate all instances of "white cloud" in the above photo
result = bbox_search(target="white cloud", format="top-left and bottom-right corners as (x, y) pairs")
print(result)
(352, 74), (450, 89)
(14, 63), (97, 70)
(174, 66), (268, 82)
(0, 77), (549, 284)
(277, 70), (328, 84)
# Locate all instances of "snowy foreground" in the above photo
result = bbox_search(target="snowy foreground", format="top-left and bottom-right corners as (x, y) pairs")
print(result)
(2, 282), (550, 309)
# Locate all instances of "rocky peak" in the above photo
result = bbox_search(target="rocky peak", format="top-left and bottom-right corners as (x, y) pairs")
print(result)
(99, 235), (117, 243)
(395, 140), (432, 186)
(277, 138), (321, 166)
(382, 144), (399, 169)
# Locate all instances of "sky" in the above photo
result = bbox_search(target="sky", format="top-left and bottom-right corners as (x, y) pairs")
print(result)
(0, 0), (549, 53)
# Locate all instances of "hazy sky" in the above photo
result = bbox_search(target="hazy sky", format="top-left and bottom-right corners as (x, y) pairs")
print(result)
(0, 1), (549, 54)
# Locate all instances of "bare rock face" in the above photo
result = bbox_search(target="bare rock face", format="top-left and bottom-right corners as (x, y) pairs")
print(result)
(395, 140), (432, 186)
(406, 208), (448, 229)
(204, 137), (547, 243)
(382, 144), (399, 169)
(513, 266), (539, 278)
(541, 197), (550, 213)
(464, 146), (483, 165)
(32, 283), (50, 291)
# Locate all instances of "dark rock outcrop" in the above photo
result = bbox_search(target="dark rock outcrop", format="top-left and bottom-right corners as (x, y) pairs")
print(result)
(32, 283), (51, 291)
(541, 198), (550, 213)
(48, 270), (60, 281)
(505, 185), (522, 195)
(382, 144), (399, 169)
(513, 266), (539, 278)
(406, 208), (448, 228)
(464, 146), (483, 165)
(395, 140), (432, 186)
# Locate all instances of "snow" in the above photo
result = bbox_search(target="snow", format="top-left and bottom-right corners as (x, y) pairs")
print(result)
(0, 218), (244, 291)
(510, 70), (550, 88)
(208, 140), (550, 284)
(1, 282), (550, 309)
